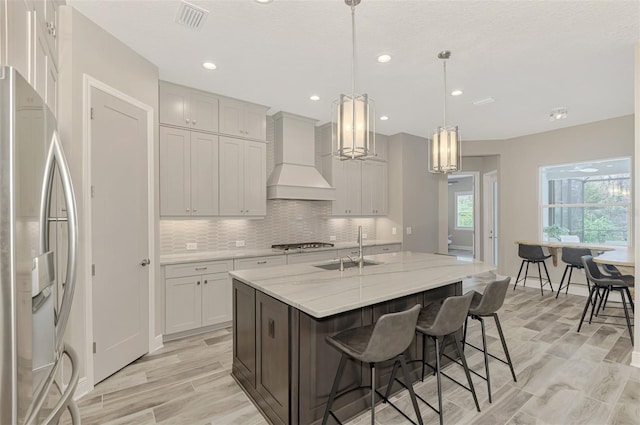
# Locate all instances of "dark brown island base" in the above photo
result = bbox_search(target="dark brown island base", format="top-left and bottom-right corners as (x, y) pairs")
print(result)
(229, 252), (494, 425)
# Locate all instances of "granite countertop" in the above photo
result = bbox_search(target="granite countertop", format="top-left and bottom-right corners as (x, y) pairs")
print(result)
(159, 240), (402, 265)
(229, 251), (495, 318)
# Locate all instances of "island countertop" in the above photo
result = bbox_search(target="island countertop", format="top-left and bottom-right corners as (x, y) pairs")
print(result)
(229, 251), (495, 318)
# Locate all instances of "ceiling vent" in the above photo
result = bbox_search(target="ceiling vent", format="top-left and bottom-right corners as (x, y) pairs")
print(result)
(472, 97), (495, 106)
(175, 1), (209, 30)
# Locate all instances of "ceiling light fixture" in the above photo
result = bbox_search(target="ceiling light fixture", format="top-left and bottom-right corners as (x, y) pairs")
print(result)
(380, 116), (389, 121)
(309, 95), (320, 101)
(451, 90), (463, 96)
(255, 0), (273, 4)
(549, 107), (568, 121)
(429, 50), (461, 174)
(332, 0), (376, 160)
(377, 54), (391, 63)
(202, 61), (217, 70)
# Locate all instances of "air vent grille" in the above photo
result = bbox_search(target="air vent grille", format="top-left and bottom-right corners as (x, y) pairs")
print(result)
(175, 1), (209, 30)
(472, 97), (495, 106)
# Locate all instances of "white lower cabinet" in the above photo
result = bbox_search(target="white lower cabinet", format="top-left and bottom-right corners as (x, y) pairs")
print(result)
(164, 260), (233, 335)
(364, 243), (402, 255)
(286, 250), (337, 265)
(234, 255), (286, 270)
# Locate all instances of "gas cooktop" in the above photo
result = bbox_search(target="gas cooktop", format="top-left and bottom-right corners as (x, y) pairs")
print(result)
(271, 242), (335, 251)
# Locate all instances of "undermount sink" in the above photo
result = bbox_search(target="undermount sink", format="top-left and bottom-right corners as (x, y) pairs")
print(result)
(314, 260), (382, 271)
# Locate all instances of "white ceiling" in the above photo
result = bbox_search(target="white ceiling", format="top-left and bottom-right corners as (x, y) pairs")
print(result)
(67, 0), (639, 140)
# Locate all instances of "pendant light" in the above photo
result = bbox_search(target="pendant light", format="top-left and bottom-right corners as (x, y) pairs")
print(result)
(429, 50), (461, 173)
(333, 0), (376, 160)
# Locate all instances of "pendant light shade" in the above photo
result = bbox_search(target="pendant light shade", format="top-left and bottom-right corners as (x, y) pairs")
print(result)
(429, 51), (461, 173)
(333, 0), (376, 160)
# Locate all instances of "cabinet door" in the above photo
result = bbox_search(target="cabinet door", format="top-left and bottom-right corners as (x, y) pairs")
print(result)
(43, 0), (57, 58)
(361, 162), (375, 216)
(373, 162), (388, 215)
(159, 84), (190, 128)
(256, 292), (290, 424)
(7, 0), (31, 81)
(243, 141), (266, 216)
(32, 18), (48, 102)
(201, 272), (231, 326)
(45, 54), (57, 116)
(344, 160), (362, 215)
(330, 158), (349, 215)
(218, 137), (244, 215)
(233, 280), (256, 385)
(160, 126), (191, 216)
(219, 98), (245, 138)
(189, 92), (218, 133)
(244, 103), (267, 140)
(165, 276), (202, 334)
(190, 132), (218, 216)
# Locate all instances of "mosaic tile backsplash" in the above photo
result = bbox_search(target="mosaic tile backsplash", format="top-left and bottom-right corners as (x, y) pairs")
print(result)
(160, 116), (378, 254)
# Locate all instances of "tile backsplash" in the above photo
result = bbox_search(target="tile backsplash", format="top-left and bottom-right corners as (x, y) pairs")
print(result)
(160, 201), (377, 254)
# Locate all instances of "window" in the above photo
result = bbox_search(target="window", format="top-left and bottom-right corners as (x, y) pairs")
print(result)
(540, 157), (631, 246)
(455, 191), (474, 230)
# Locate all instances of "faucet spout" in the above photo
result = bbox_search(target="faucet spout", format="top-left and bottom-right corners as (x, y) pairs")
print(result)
(357, 226), (364, 268)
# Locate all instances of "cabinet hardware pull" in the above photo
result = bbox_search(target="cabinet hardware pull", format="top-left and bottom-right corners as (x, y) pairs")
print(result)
(268, 319), (275, 338)
(186, 119), (190, 124)
(204, 280), (208, 284)
(383, 248), (389, 251)
(193, 120), (196, 125)
(257, 261), (267, 264)
(186, 208), (190, 212)
(197, 281), (200, 285)
(195, 267), (207, 271)
(193, 209), (197, 212)
(140, 258), (151, 266)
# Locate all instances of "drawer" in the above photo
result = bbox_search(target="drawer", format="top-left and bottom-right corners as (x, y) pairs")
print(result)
(165, 259), (233, 279)
(338, 247), (361, 257)
(234, 255), (286, 270)
(365, 244), (402, 255)
(286, 250), (337, 265)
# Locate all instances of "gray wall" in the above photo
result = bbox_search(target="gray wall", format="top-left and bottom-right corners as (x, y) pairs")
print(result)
(448, 176), (473, 248)
(463, 115), (634, 283)
(58, 5), (159, 384)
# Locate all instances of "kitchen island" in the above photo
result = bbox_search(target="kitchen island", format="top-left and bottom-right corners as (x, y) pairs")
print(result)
(230, 251), (494, 425)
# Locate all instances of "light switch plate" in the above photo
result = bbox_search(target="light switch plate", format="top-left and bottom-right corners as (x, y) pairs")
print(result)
(406, 227), (412, 235)
(186, 243), (197, 250)
(392, 227), (397, 235)
(329, 235), (336, 241)
(236, 240), (245, 247)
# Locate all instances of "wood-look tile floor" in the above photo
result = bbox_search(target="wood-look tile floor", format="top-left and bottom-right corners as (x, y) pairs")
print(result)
(60, 274), (638, 425)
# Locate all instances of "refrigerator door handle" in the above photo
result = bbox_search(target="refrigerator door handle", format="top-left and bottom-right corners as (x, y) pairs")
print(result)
(39, 130), (78, 354)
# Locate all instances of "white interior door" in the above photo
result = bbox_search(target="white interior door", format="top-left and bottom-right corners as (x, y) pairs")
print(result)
(483, 170), (499, 266)
(91, 87), (149, 383)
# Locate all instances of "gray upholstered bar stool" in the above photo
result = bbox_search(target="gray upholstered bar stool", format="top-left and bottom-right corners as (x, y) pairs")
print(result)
(556, 247), (592, 299)
(462, 277), (517, 404)
(322, 304), (423, 425)
(514, 244), (554, 295)
(414, 292), (479, 425)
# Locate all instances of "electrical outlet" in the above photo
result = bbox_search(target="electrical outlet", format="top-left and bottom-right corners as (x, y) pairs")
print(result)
(236, 240), (245, 247)
(391, 227), (397, 235)
(362, 233), (368, 239)
(186, 243), (197, 250)
(329, 235), (336, 241)
(406, 227), (412, 235)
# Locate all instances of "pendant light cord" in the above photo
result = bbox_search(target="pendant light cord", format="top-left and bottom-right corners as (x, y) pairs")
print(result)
(442, 59), (447, 128)
(351, 4), (357, 95)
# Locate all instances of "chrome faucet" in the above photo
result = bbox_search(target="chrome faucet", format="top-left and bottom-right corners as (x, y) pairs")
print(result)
(357, 225), (364, 268)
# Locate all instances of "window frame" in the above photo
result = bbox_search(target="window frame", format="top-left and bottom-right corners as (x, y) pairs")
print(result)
(454, 191), (474, 231)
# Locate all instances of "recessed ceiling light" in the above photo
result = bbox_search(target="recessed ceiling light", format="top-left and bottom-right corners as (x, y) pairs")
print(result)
(202, 62), (217, 70)
(451, 90), (463, 96)
(377, 54), (392, 63)
(255, 0), (273, 4)
(549, 107), (568, 121)
(380, 116), (389, 121)
(309, 95), (320, 101)
(473, 97), (495, 106)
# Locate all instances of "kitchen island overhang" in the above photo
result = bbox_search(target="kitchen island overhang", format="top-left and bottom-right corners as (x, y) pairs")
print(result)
(230, 251), (495, 425)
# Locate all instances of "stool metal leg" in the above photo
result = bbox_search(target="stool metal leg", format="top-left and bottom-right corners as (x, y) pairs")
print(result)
(322, 353), (348, 425)
(578, 285), (597, 333)
(620, 290), (634, 344)
(421, 333), (427, 382)
(542, 261), (553, 292)
(493, 313), (517, 382)
(537, 262), (544, 295)
(523, 261), (530, 288)
(370, 364), (376, 425)
(398, 354), (424, 425)
(566, 266), (574, 295)
(514, 261), (525, 290)
(453, 335), (480, 412)
(556, 265), (570, 299)
(479, 317), (491, 403)
(625, 287), (635, 312)
(434, 336), (443, 425)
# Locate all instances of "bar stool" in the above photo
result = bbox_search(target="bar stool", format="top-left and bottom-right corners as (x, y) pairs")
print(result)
(322, 304), (423, 425)
(462, 277), (517, 404)
(414, 292), (479, 425)
(578, 256), (634, 344)
(556, 247), (591, 299)
(514, 244), (554, 295)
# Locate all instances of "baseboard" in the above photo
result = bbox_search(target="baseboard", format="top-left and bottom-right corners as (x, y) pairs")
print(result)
(449, 245), (472, 251)
(631, 351), (640, 368)
(150, 334), (164, 353)
(74, 377), (92, 400)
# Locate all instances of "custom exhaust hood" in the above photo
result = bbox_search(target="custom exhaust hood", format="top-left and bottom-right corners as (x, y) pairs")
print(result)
(267, 111), (335, 201)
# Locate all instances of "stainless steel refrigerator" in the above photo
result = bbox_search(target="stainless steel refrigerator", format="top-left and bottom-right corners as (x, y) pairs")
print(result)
(0, 67), (80, 424)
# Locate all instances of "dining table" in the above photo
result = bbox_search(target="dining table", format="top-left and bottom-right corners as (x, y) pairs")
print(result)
(514, 240), (616, 267)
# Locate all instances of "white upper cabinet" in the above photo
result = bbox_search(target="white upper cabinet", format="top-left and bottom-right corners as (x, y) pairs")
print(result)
(322, 156), (362, 216)
(219, 97), (268, 141)
(219, 137), (266, 216)
(361, 161), (388, 216)
(159, 126), (219, 217)
(160, 82), (219, 133)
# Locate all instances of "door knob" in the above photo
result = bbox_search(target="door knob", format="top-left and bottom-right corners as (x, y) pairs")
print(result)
(140, 258), (151, 266)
